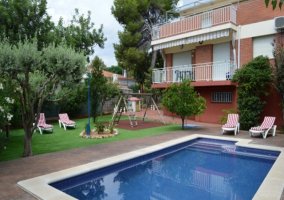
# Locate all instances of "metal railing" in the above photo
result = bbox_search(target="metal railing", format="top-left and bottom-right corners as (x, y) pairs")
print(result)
(152, 5), (237, 40)
(152, 61), (236, 83)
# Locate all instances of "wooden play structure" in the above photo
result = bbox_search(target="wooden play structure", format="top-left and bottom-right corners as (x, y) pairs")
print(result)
(110, 93), (165, 127)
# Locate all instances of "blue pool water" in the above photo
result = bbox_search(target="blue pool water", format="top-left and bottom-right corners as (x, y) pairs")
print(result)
(51, 138), (279, 200)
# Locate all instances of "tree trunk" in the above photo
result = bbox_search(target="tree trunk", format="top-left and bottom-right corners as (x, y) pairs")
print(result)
(23, 131), (33, 157)
(150, 49), (157, 68)
(100, 101), (105, 116)
(140, 84), (144, 93)
(181, 117), (185, 130)
(160, 49), (166, 68)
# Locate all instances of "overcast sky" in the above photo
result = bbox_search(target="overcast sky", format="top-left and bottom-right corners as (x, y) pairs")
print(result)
(46, 0), (196, 67)
(47, 0), (122, 67)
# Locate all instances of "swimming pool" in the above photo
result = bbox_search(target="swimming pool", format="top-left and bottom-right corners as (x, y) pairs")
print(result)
(18, 135), (284, 200)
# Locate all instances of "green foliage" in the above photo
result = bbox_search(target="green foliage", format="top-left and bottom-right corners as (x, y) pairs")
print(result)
(100, 82), (120, 115)
(95, 122), (105, 134)
(0, 0), (105, 157)
(0, 1), (106, 59)
(0, 78), (15, 130)
(108, 122), (115, 134)
(90, 56), (107, 121)
(0, 0), (53, 49)
(232, 56), (272, 130)
(112, 0), (178, 91)
(265, 0), (284, 9)
(162, 80), (206, 129)
(274, 42), (284, 102)
(105, 65), (123, 74)
(57, 83), (87, 117)
(53, 9), (106, 62)
(90, 57), (120, 117)
(220, 108), (238, 124)
(0, 39), (86, 156)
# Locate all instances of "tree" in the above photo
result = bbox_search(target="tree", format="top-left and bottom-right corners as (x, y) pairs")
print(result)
(0, 0), (54, 49)
(265, 0), (284, 9)
(90, 56), (108, 122)
(57, 83), (87, 117)
(232, 56), (272, 130)
(100, 82), (120, 116)
(0, 1), (106, 59)
(105, 65), (123, 75)
(0, 39), (86, 156)
(54, 9), (106, 62)
(162, 80), (206, 129)
(112, 0), (178, 91)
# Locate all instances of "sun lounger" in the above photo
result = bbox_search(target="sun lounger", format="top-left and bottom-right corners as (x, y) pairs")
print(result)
(222, 114), (239, 135)
(249, 116), (276, 139)
(58, 113), (76, 131)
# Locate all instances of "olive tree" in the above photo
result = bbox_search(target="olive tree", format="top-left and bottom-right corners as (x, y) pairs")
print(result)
(162, 80), (206, 129)
(0, 39), (86, 157)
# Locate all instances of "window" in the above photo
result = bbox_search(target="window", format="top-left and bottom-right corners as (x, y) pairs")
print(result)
(253, 35), (274, 59)
(212, 92), (232, 103)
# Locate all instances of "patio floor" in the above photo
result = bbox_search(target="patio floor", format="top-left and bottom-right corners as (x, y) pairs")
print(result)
(0, 111), (283, 200)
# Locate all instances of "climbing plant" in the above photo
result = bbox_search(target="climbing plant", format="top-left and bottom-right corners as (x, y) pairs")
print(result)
(232, 56), (273, 130)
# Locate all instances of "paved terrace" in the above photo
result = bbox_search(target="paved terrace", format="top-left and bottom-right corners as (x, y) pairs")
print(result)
(0, 111), (283, 200)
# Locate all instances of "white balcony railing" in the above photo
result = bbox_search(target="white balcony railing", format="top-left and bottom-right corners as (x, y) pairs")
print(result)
(152, 61), (236, 83)
(152, 5), (237, 40)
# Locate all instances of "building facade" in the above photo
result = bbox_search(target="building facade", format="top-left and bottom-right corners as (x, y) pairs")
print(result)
(151, 0), (283, 125)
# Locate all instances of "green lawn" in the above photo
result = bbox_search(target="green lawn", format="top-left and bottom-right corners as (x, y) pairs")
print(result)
(0, 116), (180, 162)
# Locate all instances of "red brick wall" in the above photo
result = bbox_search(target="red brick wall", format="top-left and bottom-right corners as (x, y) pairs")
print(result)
(165, 54), (173, 82)
(261, 86), (283, 126)
(162, 86), (237, 124)
(195, 86), (237, 124)
(237, 0), (284, 25)
(195, 44), (213, 63)
(239, 38), (253, 66)
(195, 44), (213, 80)
(166, 54), (173, 67)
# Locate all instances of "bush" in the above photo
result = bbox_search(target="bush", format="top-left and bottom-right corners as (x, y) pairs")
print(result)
(95, 122), (105, 134)
(57, 83), (87, 117)
(232, 56), (272, 130)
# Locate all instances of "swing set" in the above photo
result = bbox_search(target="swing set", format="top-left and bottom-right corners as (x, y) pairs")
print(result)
(110, 93), (165, 127)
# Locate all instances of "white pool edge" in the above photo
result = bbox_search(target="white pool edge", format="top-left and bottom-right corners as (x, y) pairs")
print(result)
(17, 134), (284, 200)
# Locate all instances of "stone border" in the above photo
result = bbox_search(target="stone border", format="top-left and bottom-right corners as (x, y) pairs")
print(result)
(80, 129), (118, 139)
(17, 134), (284, 200)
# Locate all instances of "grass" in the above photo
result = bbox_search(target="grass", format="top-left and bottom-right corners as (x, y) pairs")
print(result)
(0, 115), (180, 162)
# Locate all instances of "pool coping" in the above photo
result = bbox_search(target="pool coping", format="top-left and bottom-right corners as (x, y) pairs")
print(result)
(17, 134), (284, 200)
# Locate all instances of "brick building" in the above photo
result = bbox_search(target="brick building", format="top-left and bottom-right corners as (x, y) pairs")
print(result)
(151, 0), (283, 126)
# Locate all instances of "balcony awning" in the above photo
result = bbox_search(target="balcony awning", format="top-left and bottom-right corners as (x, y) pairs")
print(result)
(153, 29), (230, 51)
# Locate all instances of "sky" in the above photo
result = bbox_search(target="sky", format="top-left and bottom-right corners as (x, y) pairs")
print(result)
(46, 0), (197, 67)
(47, 0), (123, 67)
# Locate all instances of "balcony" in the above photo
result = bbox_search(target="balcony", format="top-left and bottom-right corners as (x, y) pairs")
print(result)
(152, 61), (236, 85)
(152, 5), (237, 41)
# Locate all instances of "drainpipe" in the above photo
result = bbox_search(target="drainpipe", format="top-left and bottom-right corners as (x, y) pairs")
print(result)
(232, 31), (237, 69)
(237, 25), (241, 69)
(160, 49), (166, 68)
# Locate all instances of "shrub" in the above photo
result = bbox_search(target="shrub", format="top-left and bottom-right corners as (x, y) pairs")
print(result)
(232, 56), (272, 130)
(95, 122), (105, 134)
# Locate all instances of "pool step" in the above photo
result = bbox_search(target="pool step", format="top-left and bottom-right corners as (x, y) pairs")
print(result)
(187, 141), (278, 160)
